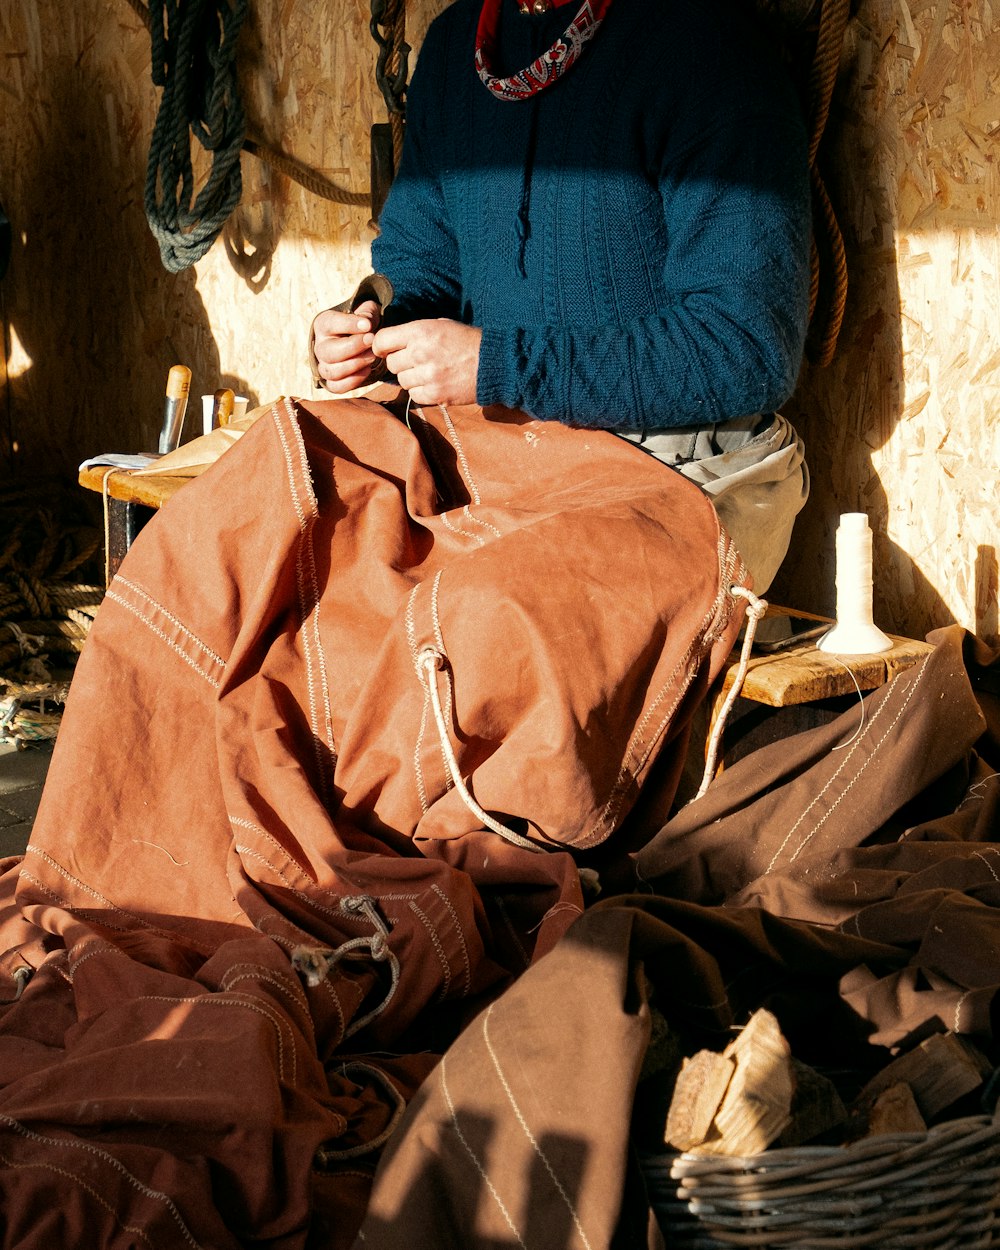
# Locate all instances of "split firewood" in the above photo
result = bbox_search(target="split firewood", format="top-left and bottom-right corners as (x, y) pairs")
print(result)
(664, 1048), (735, 1151)
(778, 1059), (848, 1148)
(705, 1009), (796, 1155)
(861, 1082), (927, 1138)
(855, 1032), (992, 1122)
(665, 1009), (796, 1156)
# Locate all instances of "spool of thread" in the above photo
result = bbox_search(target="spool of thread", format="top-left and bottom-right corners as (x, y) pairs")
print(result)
(817, 512), (892, 655)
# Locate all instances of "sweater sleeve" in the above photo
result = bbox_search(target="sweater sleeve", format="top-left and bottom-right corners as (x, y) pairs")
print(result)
(371, 22), (463, 326)
(478, 79), (813, 429)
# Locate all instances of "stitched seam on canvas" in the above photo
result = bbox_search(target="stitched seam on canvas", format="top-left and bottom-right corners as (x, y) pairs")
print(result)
(135, 994), (295, 1083)
(22, 851), (168, 934)
(954, 988), (975, 1033)
(408, 900), (452, 1001)
(0, 1151), (160, 1249)
(462, 503), (502, 540)
(767, 656), (932, 871)
(0, 1114), (203, 1247)
(406, 582), (433, 813)
(439, 1054), (526, 1248)
(438, 405), (483, 505)
(17, 870), (133, 937)
(231, 819), (423, 904)
(581, 567), (731, 847)
(430, 883), (472, 996)
(219, 963), (309, 1011)
(253, 916), (359, 1041)
(439, 506), (484, 546)
(973, 850), (1000, 882)
(113, 576), (226, 667)
(103, 588), (222, 688)
(67, 940), (134, 978)
(481, 1002), (593, 1250)
(274, 400), (337, 802)
(429, 570), (455, 792)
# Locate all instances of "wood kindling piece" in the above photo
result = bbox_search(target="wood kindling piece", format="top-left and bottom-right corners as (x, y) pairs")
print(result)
(854, 1032), (993, 1123)
(664, 1009), (796, 1156)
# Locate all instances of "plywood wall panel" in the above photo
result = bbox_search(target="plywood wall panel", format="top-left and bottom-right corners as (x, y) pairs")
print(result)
(0, 0), (997, 644)
(772, 0), (1000, 644)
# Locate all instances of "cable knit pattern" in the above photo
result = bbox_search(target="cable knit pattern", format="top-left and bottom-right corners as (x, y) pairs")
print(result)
(373, 0), (812, 431)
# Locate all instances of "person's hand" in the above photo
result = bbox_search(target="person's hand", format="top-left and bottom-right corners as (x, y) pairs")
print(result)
(372, 319), (482, 407)
(311, 298), (383, 393)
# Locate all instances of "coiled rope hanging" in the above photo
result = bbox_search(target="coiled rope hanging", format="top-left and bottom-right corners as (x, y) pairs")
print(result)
(144, 0), (249, 273)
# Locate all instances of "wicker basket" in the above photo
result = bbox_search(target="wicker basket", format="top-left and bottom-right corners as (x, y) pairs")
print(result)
(641, 1113), (1000, 1248)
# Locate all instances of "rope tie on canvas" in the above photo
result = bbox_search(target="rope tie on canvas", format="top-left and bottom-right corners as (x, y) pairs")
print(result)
(418, 647), (540, 852)
(696, 585), (768, 800)
(290, 894), (400, 1036)
(10, 966), (32, 1001)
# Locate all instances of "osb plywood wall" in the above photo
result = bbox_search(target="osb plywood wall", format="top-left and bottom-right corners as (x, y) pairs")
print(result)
(772, 0), (1000, 643)
(0, 0), (997, 644)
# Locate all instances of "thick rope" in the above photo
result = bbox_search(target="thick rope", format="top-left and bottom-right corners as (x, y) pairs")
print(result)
(696, 587), (769, 800)
(143, 0), (249, 272)
(126, 0), (370, 234)
(418, 647), (540, 852)
(804, 0), (852, 365)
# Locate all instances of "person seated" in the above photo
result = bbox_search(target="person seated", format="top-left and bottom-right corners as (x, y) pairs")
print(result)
(310, 0), (813, 594)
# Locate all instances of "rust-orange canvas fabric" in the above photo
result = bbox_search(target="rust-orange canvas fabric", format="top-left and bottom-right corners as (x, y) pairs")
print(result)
(0, 392), (744, 1246)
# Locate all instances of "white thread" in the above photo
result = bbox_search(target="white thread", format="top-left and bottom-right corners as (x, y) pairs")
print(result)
(817, 513), (892, 655)
(439, 1054), (527, 1248)
(481, 1002), (594, 1250)
(821, 654), (867, 750)
(114, 576), (226, 666)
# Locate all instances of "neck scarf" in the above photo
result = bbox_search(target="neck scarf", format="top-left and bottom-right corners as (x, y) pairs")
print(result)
(474, 0), (613, 101)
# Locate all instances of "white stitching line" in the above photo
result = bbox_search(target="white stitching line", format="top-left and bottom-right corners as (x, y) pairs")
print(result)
(428, 571), (456, 792)
(406, 583), (432, 814)
(0, 1113), (203, 1247)
(18, 869), (137, 937)
(0, 1148), (160, 1248)
(955, 988), (975, 1033)
(23, 849), (196, 946)
(219, 963), (310, 1013)
(135, 993), (295, 1084)
(113, 576), (227, 667)
(438, 1053), (526, 1248)
(973, 850), (1000, 883)
(103, 588), (221, 688)
(430, 883), (472, 996)
(462, 503), (502, 541)
(438, 405), (482, 505)
(230, 817), (425, 905)
(765, 656), (931, 872)
(408, 900), (452, 1001)
(481, 1002), (594, 1250)
(579, 544), (735, 847)
(274, 400), (337, 802)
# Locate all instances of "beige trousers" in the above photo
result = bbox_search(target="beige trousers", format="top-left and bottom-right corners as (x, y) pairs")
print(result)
(616, 413), (808, 594)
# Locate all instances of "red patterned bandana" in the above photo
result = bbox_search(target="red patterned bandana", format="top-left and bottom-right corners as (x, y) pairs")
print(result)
(475, 0), (613, 101)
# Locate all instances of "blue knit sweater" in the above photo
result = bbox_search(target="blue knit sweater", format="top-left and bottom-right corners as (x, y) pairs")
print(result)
(372, 0), (812, 431)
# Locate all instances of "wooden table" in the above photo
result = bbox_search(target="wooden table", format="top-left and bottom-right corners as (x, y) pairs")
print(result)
(710, 607), (934, 765)
(78, 465), (190, 583)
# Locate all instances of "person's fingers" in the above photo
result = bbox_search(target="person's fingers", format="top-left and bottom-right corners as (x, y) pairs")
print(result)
(312, 307), (372, 340)
(322, 368), (376, 394)
(371, 323), (409, 359)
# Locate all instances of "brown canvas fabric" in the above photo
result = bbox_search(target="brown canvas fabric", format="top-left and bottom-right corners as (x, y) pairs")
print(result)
(0, 392), (745, 1246)
(350, 628), (1000, 1250)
